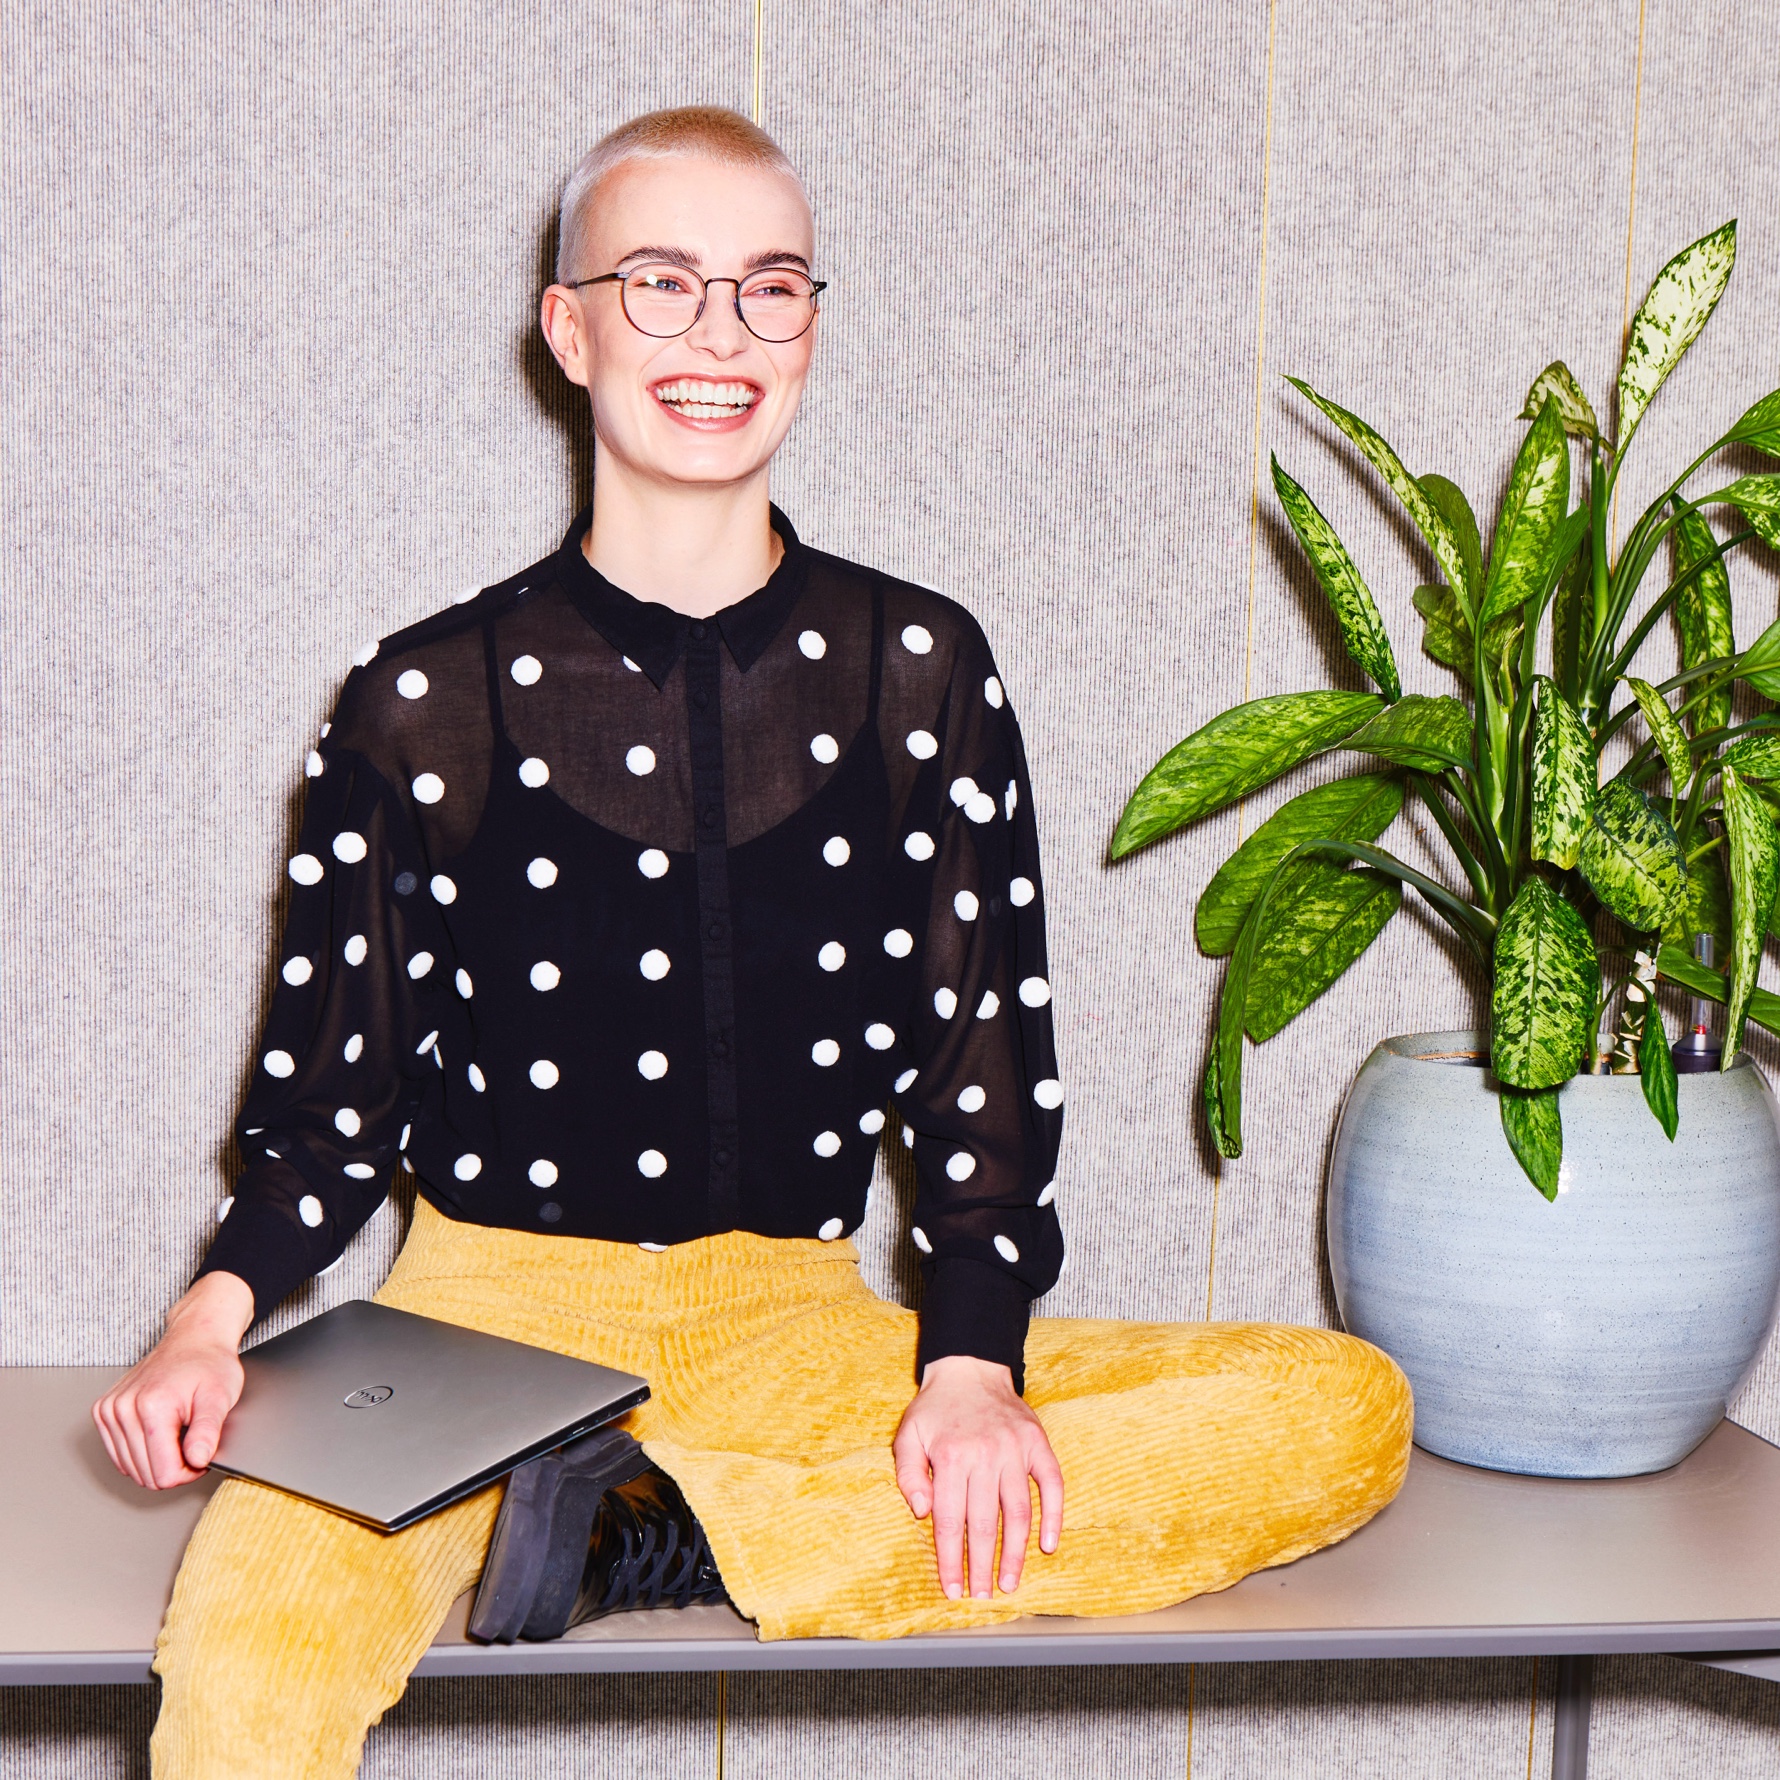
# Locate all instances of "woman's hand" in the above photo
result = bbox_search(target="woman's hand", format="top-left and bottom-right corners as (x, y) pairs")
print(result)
(93, 1271), (255, 1489)
(892, 1354), (1064, 1601)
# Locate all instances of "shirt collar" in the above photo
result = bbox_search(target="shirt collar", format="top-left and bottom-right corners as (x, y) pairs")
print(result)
(557, 505), (808, 688)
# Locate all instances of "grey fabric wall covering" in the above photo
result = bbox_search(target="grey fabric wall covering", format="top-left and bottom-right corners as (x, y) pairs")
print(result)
(5, 0), (1779, 1772)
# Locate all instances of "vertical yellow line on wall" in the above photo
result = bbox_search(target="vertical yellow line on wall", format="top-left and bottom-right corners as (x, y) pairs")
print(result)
(717, 1671), (728, 1779)
(1184, 1662), (1196, 1778)
(751, 0), (764, 124)
(1524, 1655), (1540, 1779)
(1205, 0), (1282, 1327)
(1610, 0), (1650, 547)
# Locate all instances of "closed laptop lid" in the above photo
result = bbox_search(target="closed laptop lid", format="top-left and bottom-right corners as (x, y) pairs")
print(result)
(208, 1300), (650, 1530)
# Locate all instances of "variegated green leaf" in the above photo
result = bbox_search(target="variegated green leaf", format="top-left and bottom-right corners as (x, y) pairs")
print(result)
(1726, 387), (1780, 457)
(1110, 691), (1384, 860)
(1618, 220), (1738, 453)
(1270, 456), (1401, 700)
(1519, 361), (1600, 442)
(1529, 678), (1596, 869)
(1627, 677), (1693, 796)
(1738, 615), (1780, 701)
(1747, 504), (1780, 550)
(1286, 377), (1473, 610)
(1639, 1000), (1680, 1140)
(1245, 866), (1401, 1042)
(1662, 845), (1731, 953)
(1549, 544), (1593, 699)
(1580, 781), (1687, 931)
(1196, 773), (1404, 955)
(1721, 734), (1780, 779)
(1412, 584), (1473, 683)
(1655, 942), (1780, 1038)
(1499, 1088), (1563, 1201)
(1712, 473), (1780, 517)
(1720, 764), (1780, 1061)
(1672, 503), (1735, 735)
(1480, 401), (1572, 625)
(1202, 1033), (1233, 1158)
(1345, 694), (1472, 771)
(1417, 475), (1485, 606)
(1491, 877), (1599, 1090)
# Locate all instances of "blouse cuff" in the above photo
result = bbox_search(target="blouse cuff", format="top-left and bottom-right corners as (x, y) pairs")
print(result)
(195, 1174), (318, 1323)
(917, 1257), (1033, 1394)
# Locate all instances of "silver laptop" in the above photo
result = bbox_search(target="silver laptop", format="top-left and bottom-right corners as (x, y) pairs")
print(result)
(208, 1299), (650, 1531)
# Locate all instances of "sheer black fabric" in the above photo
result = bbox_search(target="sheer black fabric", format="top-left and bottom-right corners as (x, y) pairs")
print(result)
(200, 509), (1065, 1382)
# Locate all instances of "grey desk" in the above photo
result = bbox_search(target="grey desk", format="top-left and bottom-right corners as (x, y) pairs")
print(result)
(7, 1368), (1780, 1778)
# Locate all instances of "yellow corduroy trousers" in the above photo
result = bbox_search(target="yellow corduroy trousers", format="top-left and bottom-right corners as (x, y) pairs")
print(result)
(152, 1200), (1412, 1777)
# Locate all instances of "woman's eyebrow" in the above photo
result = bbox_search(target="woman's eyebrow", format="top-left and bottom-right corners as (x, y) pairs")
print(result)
(615, 244), (701, 269)
(743, 250), (812, 272)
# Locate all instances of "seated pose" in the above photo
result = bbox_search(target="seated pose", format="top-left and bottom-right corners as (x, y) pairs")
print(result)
(95, 106), (1412, 1779)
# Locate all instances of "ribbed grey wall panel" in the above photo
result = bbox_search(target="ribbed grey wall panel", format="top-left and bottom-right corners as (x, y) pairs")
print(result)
(6, 0), (1780, 1774)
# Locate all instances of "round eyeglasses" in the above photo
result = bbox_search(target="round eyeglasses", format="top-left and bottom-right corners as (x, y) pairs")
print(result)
(568, 261), (826, 344)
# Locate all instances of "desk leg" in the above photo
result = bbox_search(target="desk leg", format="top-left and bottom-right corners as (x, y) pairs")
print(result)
(1551, 1654), (1594, 1780)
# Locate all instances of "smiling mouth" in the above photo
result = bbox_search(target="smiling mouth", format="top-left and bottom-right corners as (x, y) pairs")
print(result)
(652, 378), (762, 419)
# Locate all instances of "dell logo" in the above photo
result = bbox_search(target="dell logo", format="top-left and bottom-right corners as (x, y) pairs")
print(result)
(343, 1385), (394, 1408)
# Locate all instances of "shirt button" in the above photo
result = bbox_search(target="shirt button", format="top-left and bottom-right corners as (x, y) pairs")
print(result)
(712, 1039), (730, 1058)
(694, 688), (709, 709)
(702, 808), (719, 828)
(713, 1147), (731, 1166)
(707, 922), (723, 940)
(690, 622), (708, 640)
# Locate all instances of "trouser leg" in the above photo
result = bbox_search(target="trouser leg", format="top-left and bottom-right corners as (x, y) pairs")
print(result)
(150, 1476), (499, 1780)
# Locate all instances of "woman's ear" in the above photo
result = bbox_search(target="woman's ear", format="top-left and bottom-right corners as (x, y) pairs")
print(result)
(539, 286), (593, 389)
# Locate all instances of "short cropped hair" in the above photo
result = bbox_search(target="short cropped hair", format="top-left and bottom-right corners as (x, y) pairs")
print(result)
(555, 107), (805, 283)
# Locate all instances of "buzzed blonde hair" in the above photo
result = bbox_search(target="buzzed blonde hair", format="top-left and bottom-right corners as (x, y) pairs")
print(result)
(555, 107), (805, 283)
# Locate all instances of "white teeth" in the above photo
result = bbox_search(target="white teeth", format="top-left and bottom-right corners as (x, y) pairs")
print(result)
(655, 379), (759, 412)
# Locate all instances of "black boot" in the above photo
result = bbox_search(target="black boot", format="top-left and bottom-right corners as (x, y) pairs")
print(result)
(567, 1465), (727, 1626)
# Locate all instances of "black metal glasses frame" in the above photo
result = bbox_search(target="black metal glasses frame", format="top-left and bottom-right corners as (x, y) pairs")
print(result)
(567, 263), (827, 343)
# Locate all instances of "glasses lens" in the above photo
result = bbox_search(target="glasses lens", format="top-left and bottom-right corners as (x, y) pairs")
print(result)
(737, 268), (818, 342)
(621, 264), (704, 337)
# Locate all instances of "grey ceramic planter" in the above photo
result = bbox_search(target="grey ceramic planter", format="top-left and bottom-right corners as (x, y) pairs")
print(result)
(1327, 1030), (1780, 1477)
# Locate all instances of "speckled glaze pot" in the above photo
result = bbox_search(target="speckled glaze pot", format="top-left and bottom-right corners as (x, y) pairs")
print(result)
(1327, 1030), (1780, 1478)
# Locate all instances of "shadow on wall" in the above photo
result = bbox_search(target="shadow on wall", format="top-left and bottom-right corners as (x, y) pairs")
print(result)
(519, 211), (595, 515)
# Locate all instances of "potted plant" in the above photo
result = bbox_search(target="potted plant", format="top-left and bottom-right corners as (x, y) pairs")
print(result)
(1111, 223), (1780, 1478)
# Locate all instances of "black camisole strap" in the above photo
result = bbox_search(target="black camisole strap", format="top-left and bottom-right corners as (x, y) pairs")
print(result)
(867, 583), (885, 723)
(482, 621), (507, 741)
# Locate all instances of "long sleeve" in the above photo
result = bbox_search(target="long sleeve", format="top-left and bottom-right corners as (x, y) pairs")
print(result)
(891, 620), (1064, 1391)
(198, 681), (448, 1319)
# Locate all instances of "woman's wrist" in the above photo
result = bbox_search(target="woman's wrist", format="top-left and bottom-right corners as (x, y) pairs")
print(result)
(164, 1271), (254, 1350)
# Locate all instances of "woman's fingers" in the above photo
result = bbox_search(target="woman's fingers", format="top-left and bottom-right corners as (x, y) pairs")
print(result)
(92, 1395), (140, 1486)
(929, 1446), (971, 1601)
(182, 1382), (233, 1472)
(140, 1389), (204, 1488)
(996, 1460), (1034, 1593)
(964, 1457), (1003, 1601)
(1031, 1430), (1066, 1555)
(891, 1416), (933, 1519)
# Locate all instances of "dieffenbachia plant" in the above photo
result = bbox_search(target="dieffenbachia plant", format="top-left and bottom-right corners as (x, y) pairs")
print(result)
(1112, 221), (1780, 1197)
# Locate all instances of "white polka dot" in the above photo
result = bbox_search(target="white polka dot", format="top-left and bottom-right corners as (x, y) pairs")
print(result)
(957, 1085), (986, 1113)
(430, 873), (456, 904)
(320, 723), (331, 737)
(412, 773), (445, 805)
(906, 729), (938, 760)
(949, 776), (978, 808)
(454, 1153), (482, 1181)
(912, 1226), (933, 1254)
(264, 1049), (295, 1078)
(407, 951), (434, 980)
(529, 1059), (559, 1089)
(217, 1196), (233, 1223)
(964, 792), (996, 824)
(399, 1124), (411, 1150)
(993, 1234), (1021, 1263)
(639, 1241), (666, 1252)
(344, 934), (368, 966)
(468, 1063), (486, 1092)
(1010, 877), (1035, 907)
(527, 857), (558, 888)
(416, 1029), (439, 1054)
(510, 654), (542, 686)
(883, 928), (914, 958)
(811, 733), (839, 764)
(453, 584), (480, 605)
(1005, 780), (1019, 819)
(335, 1108), (361, 1137)
(946, 1151), (977, 1181)
(818, 941), (846, 972)
(529, 1159), (559, 1187)
(985, 675), (1004, 709)
(332, 831), (367, 864)
(860, 1109), (886, 1135)
(798, 629), (827, 659)
(901, 624), (934, 655)
(344, 1163), (375, 1180)
(865, 1022), (896, 1050)
(976, 990), (1000, 1019)
(626, 744), (656, 776)
(353, 639), (380, 668)
(902, 1124), (915, 1148)
(822, 835), (851, 867)
(638, 848), (669, 879)
(455, 968), (473, 998)
(812, 1038), (841, 1067)
(813, 1130), (842, 1158)
(904, 831), (935, 861)
(519, 757), (550, 788)
(1033, 1078), (1064, 1109)
(1037, 1181), (1057, 1206)
(396, 668), (429, 699)
(895, 1068), (918, 1093)
(283, 957), (313, 985)
(638, 1149), (668, 1179)
(305, 750), (324, 778)
(1019, 976), (1051, 1008)
(622, 655), (641, 673)
(640, 949), (671, 981)
(819, 1216), (846, 1240)
(343, 1033), (364, 1063)
(289, 853), (324, 886)
(934, 988), (958, 1019)
(531, 960), (561, 990)
(637, 1050), (668, 1080)
(299, 1195), (325, 1227)
(954, 890), (979, 922)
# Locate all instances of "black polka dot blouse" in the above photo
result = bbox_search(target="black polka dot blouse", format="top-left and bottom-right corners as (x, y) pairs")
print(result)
(199, 508), (1065, 1383)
